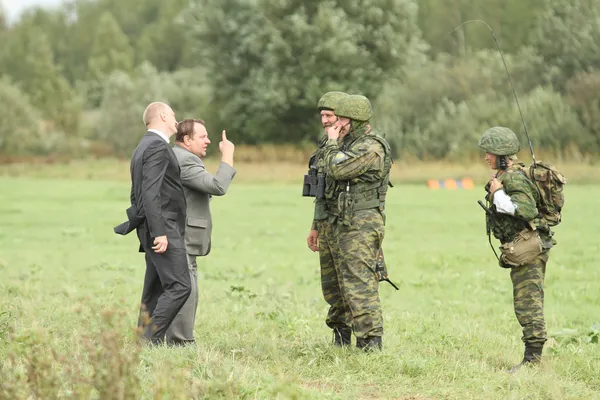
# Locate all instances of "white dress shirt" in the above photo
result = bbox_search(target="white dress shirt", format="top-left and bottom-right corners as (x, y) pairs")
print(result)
(147, 128), (170, 144)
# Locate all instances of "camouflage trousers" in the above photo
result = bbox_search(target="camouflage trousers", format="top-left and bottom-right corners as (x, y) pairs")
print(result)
(510, 251), (550, 347)
(316, 220), (351, 331)
(333, 209), (384, 339)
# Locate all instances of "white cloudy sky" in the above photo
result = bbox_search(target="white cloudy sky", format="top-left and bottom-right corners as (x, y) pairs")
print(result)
(2, 0), (64, 22)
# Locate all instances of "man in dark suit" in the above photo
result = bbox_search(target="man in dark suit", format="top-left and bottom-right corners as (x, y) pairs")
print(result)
(165, 119), (236, 345)
(114, 102), (191, 345)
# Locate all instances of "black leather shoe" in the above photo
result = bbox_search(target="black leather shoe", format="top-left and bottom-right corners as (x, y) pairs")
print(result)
(167, 339), (196, 347)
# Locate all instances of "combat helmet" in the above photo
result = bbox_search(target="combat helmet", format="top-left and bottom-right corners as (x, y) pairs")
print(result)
(317, 91), (348, 111)
(334, 95), (372, 122)
(478, 127), (520, 156)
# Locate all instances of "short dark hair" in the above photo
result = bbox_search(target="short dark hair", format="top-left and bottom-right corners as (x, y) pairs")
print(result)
(175, 119), (206, 142)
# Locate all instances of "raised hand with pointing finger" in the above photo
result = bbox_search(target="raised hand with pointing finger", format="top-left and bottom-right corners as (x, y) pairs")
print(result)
(219, 130), (235, 167)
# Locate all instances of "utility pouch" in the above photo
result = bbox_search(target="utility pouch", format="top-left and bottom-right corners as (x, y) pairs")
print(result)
(337, 192), (355, 226)
(499, 229), (543, 268)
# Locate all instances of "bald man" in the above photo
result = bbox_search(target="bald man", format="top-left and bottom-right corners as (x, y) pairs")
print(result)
(114, 102), (191, 345)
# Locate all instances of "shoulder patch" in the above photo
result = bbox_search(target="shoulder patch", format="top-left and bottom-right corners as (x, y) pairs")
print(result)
(334, 152), (349, 164)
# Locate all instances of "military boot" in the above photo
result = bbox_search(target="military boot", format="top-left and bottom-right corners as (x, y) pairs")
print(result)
(507, 344), (543, 374)
(356, 336), (382, 352)
(333, 327), (352, 346)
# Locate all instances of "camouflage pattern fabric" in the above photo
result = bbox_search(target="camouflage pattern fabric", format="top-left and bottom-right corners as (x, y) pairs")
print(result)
(525, 162), (567, 229)
(311, 135), (332, 222)
(334, 95), (373, 122)
(486, 164), (540, 243)
(316, 219), (352, 330)
(318, 91), (348, 111)
(322, 127), (386, 185)
(321, 125), (389, 339)
(335, 209), (384, 338)
(483, 161), (551, 348)
(510, 251), (549, 346)
(312, 133), (350, 331)
(478, 126), (521, 156)
(322, 129), (390, 226)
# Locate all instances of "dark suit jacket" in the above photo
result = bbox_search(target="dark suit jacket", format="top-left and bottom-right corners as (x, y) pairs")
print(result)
(173, 144), (236, 256)
(114, 132), (186, 252)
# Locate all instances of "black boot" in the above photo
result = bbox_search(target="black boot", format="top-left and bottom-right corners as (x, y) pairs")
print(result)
(333, 327), (352, 346)
(356, 336), (382, 351)
(507, 344), (543, 374)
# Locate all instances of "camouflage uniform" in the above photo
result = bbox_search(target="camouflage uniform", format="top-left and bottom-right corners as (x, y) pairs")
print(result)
(322, 95), (391, 350)
(312, 92), (353, 344)
(479, 127), (553, 370)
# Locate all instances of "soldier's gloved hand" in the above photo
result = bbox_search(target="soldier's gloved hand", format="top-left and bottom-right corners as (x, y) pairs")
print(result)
(306, 229), (319, 252)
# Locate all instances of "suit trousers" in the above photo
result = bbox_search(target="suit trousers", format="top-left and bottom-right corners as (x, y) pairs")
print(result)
(166, 254), (198, 343)
(137, 245), (191, 343)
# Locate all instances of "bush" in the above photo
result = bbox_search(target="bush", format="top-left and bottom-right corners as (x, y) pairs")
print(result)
(374, 48), (544, 158)
(511, 86), (592, 157)
(0, 78), (44, 155)
(95, 63), (167, 156)
(566, 70), (600, 150)
(373, 48), (590, 160)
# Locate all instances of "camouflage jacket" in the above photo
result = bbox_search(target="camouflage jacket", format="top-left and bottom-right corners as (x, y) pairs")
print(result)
(321, 127), (390, 217)
(486, 164), (540, 243)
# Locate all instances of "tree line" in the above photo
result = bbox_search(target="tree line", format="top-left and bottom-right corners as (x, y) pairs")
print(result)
(0, 0), (599, 161)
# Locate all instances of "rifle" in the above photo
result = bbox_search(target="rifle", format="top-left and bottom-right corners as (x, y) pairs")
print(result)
(477, 200), (500, 261)
(375, 248), (399, 290)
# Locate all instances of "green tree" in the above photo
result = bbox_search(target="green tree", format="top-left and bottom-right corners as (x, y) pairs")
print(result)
(530, 0), (600, 90)
(187, 0), (428, 144)
(374, 48), (544, 156)
(161, 67), (213, 119)
(0, 5), (7, 32)
(566, 71), (600, 150)
(0, 78), (43, 155)
(508, 86), (591, 157)
(96, 62), (167, 156)
(418, 0), (546, 56)
(86, 12), (134, 106)
(134, 0), (190, 71)
(0, 26), (81, 135)
(17, 8), (71, 75)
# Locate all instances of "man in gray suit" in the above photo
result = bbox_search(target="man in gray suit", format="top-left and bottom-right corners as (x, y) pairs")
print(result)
(166, 118), (236, 345)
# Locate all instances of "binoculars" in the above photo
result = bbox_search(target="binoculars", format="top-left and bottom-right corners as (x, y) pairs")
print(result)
(302, 168), (325, 199)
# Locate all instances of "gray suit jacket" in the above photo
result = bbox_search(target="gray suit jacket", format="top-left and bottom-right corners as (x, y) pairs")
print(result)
(173, 144), (236, 256)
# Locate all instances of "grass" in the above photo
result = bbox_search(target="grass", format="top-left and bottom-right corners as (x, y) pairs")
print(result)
(2, 156), (600, 184)
(0, 165), (599, 399)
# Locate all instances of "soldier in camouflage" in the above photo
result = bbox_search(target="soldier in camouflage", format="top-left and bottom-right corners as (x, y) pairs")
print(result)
(478, 127), (553, 372)
(321, 95), (392, 351)
(306, 91), (354, 346)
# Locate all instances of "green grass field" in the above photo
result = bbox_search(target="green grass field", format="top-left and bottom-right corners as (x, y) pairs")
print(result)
(0, 171), (599, 399)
